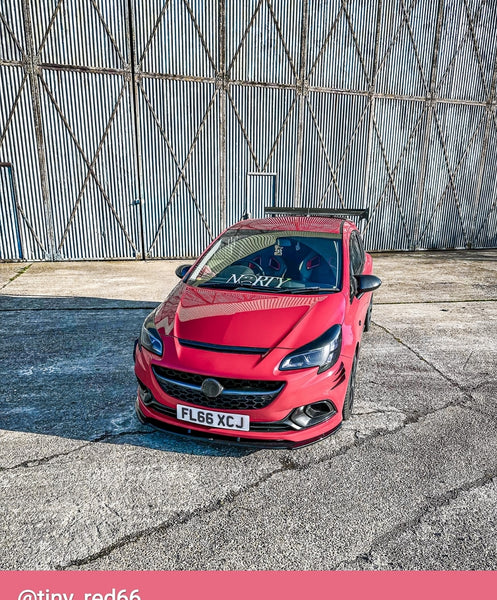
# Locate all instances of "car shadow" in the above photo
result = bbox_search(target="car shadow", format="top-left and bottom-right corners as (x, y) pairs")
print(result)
(0, 295), (256, 457)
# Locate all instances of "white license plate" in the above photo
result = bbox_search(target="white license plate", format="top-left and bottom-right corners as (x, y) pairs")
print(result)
(176, 404), (250, 432)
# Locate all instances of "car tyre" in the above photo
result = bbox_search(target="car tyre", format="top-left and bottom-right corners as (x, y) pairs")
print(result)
(342, 356), (357, 421)
(364, 297), (373, 332)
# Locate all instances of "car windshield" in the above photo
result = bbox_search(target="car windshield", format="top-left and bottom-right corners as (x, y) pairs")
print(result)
(187, 229), (342, 293)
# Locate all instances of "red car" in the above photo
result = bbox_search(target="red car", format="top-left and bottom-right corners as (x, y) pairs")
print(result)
(134, 208), (381, 448)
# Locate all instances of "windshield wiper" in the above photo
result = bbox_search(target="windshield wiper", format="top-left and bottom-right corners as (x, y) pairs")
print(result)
(197, 282), (285, 292)
(234, 286), (283, 293)
(233, 286), (338, 294)
(281, 287), (338, 294)
(197, 282), (337, 294)
(197, 281), (240, 289)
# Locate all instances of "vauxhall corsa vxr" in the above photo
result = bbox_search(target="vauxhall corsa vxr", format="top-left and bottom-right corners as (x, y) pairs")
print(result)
(134, 208), (381, 448)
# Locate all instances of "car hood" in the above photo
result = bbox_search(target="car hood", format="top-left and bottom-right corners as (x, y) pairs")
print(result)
(155, 283), (347, 350)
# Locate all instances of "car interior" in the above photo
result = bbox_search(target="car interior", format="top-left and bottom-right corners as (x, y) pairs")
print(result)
(217, 237), (340, 288)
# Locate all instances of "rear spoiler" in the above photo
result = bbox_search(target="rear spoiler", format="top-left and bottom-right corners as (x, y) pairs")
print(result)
(264, 206), (369, 221)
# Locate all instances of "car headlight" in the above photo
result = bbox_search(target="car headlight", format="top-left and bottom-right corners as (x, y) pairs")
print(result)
(140, 310), (163, 356)
(279, 325), (342, 373)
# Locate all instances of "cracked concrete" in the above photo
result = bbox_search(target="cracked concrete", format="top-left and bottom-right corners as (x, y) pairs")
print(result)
(1, 250), (496, 570)
(373, 302), (497, 395)
(345, 477), (497, 570)
(0, 263), (32, 289)
(72, 407), (497, 570)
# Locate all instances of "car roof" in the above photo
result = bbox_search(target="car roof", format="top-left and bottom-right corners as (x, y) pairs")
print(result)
(230, 216), (356, 235)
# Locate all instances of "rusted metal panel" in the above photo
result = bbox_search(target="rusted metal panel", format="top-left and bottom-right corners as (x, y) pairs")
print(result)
(226, 0), (302, 86)
(1, 0), (497, 260)
(0, 64), (48, 260)
(39, 69), (140, 258)
(226, 84), (299, 224)
(138, 77), (219, 258)
(307, 0), (377, 91)
(134, 0), (218, 78)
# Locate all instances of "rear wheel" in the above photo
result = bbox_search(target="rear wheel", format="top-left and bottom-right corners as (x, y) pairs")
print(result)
(342, 356), (357, 421)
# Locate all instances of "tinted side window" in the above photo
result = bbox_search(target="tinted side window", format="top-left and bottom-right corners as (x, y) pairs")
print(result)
(350, 233), (365, 276)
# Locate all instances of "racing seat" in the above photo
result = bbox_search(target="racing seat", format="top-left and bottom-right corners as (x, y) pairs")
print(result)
(242, 248), (287, 277)
(299, 251), (337, 286)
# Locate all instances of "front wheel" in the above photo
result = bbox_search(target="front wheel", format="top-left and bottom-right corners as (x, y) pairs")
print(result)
(342, 356), (357, 421)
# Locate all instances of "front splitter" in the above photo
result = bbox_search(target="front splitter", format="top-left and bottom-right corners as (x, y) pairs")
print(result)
(135, 399), (341, 450)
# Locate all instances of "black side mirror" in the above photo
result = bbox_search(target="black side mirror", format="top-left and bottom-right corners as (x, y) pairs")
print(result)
(355, 274), (382, 295)
(175, 264), (193, 279)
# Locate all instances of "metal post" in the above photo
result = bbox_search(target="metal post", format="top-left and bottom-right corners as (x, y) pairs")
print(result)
(294, 0), (309, 208)
(218, 0), (227, 231)
(127, 0), (146, 259)
(361, 0), (382, 239)
(21, 0), (56, 260)
(413, 0), (444, 250)
(470, 49), (497, 248)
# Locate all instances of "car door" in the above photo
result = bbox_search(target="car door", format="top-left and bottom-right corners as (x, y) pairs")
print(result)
(348, 231), (370, 342)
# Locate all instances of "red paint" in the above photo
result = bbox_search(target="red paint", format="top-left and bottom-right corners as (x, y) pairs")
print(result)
(135, 215), (381, 447)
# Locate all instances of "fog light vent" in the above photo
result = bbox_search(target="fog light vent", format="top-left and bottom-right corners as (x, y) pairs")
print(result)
(288, 400), (337, 430)
(137, 379), (153, 405)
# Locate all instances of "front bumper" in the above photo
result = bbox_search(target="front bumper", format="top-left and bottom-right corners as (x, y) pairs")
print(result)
(134, 338), (352, 448)
(135, 398), (342, 449)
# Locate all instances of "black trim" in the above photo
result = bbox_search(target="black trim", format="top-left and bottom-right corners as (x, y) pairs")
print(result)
(175, 264), (193, 279)
(264, 207), (369, 221)
(135, 400), (342, 449)
(179, 339), (269, 354)
(355, 274), (382, 295)
(330, 362), (346, 390)
(350, 231), (366, 275)
(142, 394), (295, 433)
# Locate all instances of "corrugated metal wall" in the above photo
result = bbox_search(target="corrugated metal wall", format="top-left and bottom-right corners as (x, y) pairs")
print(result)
(1, 0), (496, 260)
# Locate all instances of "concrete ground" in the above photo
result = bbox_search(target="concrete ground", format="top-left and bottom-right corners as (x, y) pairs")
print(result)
(0, 250), (496, 570)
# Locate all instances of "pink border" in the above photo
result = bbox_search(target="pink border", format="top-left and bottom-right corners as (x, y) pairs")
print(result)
(2, 571), (497, 600)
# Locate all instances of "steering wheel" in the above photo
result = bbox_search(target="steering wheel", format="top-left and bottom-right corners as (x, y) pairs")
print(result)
(233, 260), (265, 276)
(248, 261), (265, 276)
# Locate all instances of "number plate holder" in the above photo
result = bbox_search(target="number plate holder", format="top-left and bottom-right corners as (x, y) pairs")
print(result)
(176, 404), (250, 432)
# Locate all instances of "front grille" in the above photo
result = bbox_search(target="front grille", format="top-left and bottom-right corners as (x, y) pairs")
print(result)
(152, 366), (284, 411)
